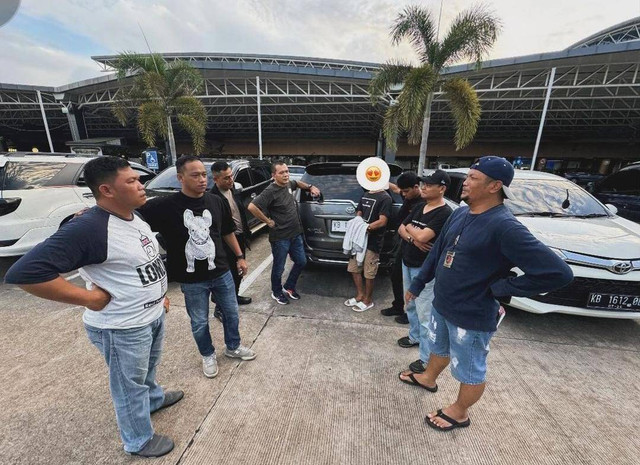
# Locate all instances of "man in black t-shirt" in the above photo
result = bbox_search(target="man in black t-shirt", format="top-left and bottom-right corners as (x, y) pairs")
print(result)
(396, 170), (452, 377)
(345, 189), (392, 312)
(381, 172), (424, 322)
(138, 156), (257, 380)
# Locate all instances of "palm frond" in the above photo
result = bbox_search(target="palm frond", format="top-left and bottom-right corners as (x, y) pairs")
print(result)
(382, 103), (403, 152)
(368, 60), (413, 103)
(174, 96), (207, 154)
(137, 101), (167, 147)
(391, 5), (437, 62)
(443, 78), (481, 149)
(395, 64), (436, 131)
(434, 4), (501, 70)
(165, 61), (204, 99)
(112, 52), (167, 80)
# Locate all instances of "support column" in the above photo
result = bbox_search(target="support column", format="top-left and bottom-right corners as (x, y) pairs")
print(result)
(36, 90), (54, 152)
(531, 67), (556, 171)
(384, 145), (396, 164)
(256, 76), (263, 160)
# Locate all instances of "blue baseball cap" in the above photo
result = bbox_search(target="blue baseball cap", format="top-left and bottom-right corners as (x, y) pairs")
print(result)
(470, 156), (515, 199)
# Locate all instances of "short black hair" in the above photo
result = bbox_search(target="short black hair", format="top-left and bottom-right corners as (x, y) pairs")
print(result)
(271, 160), (287, 174)
(211, 161), (230, 176)
(84, 156), (130, 198)
(176, 155), (202, 173)
(397, 172), (420, 189)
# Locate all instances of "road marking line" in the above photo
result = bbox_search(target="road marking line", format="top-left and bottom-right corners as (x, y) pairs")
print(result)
(239, 254), (272, 294)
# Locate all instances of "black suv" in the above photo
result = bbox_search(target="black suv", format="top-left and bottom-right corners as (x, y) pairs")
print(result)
(144, 158), (272, 230)
(298, 162), (404, 267)
(592, 163), (640, 223)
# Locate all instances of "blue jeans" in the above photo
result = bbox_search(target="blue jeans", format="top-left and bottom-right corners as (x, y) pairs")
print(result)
(271, 234), (307, 295)
(85, 314), (165, 453)
(180, 270), (240, 356)
(427, 306), (495, 385)
(403, 263), (434, 364)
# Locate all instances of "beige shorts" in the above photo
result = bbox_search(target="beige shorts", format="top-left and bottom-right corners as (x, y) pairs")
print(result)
(347, 250), (380, 279)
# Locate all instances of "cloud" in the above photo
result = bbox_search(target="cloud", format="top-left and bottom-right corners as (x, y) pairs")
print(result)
(1, 0), (639, 85)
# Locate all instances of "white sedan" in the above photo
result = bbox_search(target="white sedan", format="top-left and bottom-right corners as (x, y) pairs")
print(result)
(444, 168), (640, 319)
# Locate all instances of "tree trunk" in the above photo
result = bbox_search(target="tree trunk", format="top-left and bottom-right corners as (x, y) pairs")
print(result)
(166, 115), (177, 166)
(417, 92), (434, 176)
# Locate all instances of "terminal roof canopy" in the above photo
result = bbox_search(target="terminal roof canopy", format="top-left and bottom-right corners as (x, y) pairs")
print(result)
(1, 18), (640, 145)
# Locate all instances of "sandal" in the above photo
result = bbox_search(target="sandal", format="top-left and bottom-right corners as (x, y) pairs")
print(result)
(344, 297), (359, 306)
(398, 372), (438, 392)
(425, 409), (471, 431)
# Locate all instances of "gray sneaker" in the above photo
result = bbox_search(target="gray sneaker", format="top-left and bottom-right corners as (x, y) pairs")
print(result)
(128, 433), (174, 457)
(202, 354), (218, 378)
(224, 345), (257, 361)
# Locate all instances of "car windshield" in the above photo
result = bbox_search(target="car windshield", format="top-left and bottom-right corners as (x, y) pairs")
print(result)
(300, 173), (403, 203)
(506, 179), (610, 217)
(146, 165), (214, 190)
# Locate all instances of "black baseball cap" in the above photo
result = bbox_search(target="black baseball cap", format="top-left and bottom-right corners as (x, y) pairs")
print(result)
(420, 169), (451, 186)
(470, 156), (515, 199)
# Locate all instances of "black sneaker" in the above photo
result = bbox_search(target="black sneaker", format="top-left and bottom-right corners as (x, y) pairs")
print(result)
(128, 434), (174, 458)
(271, 292), (289, 305)
(409, 359), (427, 373)
(381, 306), (403, 316)
(282, 287), (300, 300)
(395, 313), (409, 324)
(213, 307), (223, 322)
(397, 336), (419, 348)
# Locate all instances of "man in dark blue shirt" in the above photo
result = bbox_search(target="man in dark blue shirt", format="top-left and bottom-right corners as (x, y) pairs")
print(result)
(404, 157), (573, 432)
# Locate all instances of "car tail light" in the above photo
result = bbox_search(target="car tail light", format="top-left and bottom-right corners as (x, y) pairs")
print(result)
(0, 197), (21, 216)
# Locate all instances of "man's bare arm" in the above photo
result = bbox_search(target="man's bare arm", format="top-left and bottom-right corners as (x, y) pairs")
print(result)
(19, 277), (111, 311)
(247, 203), (275, 228)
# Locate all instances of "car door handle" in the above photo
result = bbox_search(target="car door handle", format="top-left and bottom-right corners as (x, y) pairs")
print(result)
(82, 193), (94, 198)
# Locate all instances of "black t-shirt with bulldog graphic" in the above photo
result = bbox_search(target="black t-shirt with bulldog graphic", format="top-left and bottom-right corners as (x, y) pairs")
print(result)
(138, 192), (235, 283)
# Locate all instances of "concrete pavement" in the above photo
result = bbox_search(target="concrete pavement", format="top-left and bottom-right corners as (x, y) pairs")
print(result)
(0, 232), (639, 464)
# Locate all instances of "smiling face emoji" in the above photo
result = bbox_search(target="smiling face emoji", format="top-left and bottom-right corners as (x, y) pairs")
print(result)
(366, 165), (382, 182)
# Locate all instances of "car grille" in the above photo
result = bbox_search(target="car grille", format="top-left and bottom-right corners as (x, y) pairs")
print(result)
(530, 277), (640, 310)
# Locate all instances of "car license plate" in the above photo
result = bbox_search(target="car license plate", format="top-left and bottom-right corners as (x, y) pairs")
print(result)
(331, 220), (349, 233)
(587, 293), (640, 311)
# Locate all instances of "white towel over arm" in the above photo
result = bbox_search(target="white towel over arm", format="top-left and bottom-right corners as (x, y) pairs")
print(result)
(342, 216), (369, 266)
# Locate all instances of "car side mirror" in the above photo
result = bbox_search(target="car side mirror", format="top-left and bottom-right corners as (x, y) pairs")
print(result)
(605, 203), (618, 215)
(234, 181), (243, 192)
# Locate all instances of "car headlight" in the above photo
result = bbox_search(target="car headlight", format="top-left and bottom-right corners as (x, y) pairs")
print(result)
(549, 247), (567, 261)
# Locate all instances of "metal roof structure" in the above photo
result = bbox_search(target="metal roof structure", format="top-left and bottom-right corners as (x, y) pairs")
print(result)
(2, 17), (640, 148)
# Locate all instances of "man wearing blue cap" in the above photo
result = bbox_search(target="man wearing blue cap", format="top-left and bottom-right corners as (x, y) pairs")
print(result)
(403, 156), (573, 431)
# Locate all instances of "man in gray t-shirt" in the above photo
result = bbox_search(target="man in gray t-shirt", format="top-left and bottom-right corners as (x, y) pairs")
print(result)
(248, 161), (321, 304)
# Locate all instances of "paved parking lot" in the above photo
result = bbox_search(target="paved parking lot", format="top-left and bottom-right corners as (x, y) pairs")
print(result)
(1, 231), (639, 464)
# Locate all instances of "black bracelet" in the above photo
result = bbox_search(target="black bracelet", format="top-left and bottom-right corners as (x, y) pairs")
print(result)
(236, 254), (245, 259)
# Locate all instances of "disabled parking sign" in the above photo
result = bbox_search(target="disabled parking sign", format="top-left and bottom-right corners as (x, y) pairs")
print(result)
(145, 150), (159, 170)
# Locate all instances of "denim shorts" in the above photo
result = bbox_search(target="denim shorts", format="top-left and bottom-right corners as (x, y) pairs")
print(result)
(427, 306), (495, 385)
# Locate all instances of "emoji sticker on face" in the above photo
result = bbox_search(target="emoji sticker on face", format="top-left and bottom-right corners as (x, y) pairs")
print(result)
(366, 166), (381, 182)
(356, 157), (391, 191)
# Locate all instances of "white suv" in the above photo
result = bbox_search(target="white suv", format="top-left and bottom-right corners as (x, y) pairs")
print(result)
(0, 153), (155, 257)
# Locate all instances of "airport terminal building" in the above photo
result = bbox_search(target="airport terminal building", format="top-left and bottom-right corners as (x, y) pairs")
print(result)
(1, 17), (639, 174)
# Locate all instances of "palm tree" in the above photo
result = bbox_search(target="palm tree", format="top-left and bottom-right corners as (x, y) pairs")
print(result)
(111, 52), (207, 165)
(370, 4), (501, 174)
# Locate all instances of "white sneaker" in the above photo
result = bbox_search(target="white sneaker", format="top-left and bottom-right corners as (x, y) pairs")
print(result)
(352, 301), (375, 312)
(344, 297), (359, 306)
(202, 354), (218, 378)
(224, 345), (257, 361)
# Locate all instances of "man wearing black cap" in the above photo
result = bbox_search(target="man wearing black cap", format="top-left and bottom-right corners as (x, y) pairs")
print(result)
(396, 170), (453, 374)
(403, 156), (573, 431)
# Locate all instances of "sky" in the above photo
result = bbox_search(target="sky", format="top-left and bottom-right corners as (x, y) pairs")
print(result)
(1, 0), (640, 87)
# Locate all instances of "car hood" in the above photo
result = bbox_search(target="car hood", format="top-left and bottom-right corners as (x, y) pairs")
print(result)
(517, 216), (640, 259)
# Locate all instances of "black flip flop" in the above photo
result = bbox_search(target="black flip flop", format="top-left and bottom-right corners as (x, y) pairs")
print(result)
(425, 409), (471, 431)
(398, 372), (438, 392)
